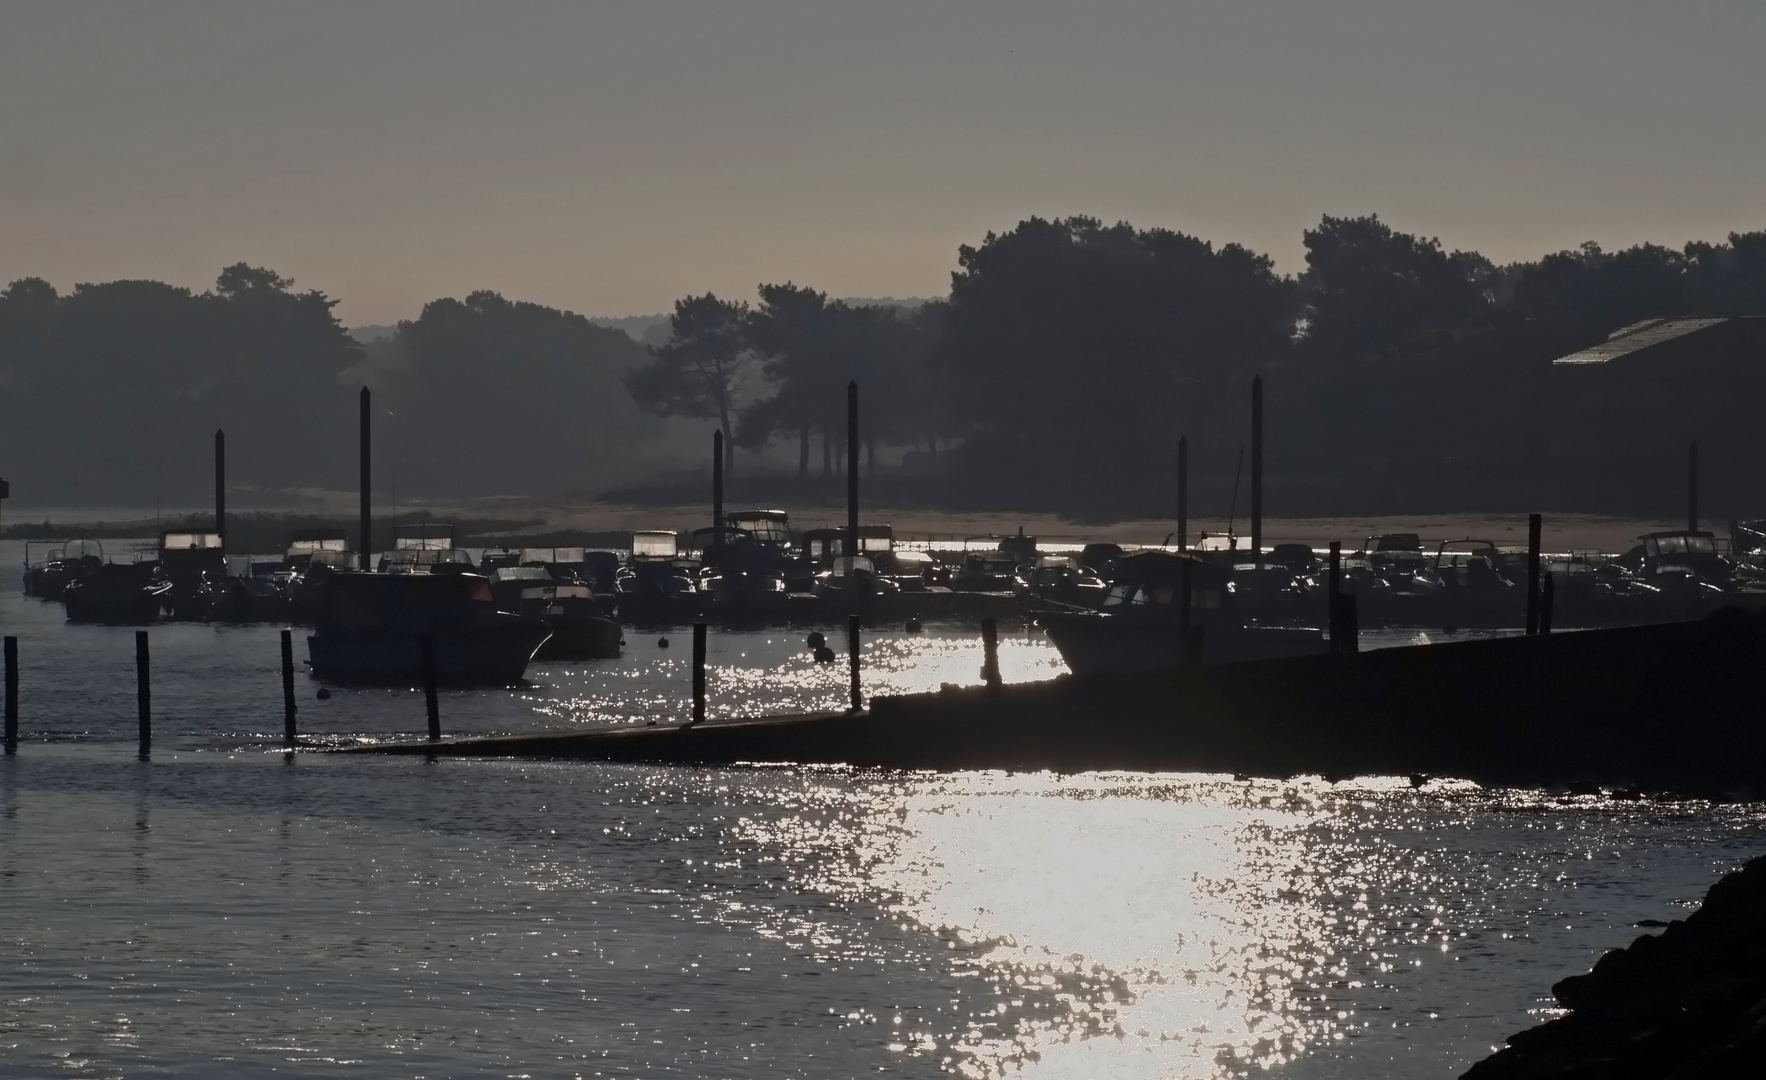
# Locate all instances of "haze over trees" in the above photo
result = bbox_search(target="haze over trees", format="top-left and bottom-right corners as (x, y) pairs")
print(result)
(4, 215), (1766, 517)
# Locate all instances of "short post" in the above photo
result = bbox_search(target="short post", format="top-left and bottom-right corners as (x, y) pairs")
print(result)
(1540, 572), (1555, 635)
(4, 636), (17, 755)
(848, 614), (863, 711)
(280, 629), (297, 747)
(1327, 541), (1343, 655)
(1250, 376), (1263, 570)
(1525, 513), (1542, 636)
(1340, 593), (1359, 654)
(980, 617), (1001, 690)
(135, 631), (151, 759)
(1178, 559), (1193, 667)
(420, 636), (440, 741)
(691, 622), (707, 725)
(1688, 440), (1699, 534)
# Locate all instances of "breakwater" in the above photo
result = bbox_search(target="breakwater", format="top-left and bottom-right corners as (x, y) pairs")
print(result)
(357, 607), (1766, 795)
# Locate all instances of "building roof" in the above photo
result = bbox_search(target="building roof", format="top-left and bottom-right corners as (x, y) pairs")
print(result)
(1553, 317), (1731, 366)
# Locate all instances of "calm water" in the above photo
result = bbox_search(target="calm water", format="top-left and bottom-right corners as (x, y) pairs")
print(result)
(0, 541), (1760, 1078)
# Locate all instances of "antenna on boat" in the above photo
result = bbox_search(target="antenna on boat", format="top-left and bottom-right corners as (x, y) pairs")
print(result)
(1225, 445), (1245, 548)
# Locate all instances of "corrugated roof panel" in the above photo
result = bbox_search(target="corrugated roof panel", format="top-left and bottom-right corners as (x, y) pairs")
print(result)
(1553, 317), (1729, 366)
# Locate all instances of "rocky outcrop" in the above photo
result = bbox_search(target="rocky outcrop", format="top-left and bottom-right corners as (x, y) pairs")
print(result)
(1464, 856), (1766, 1079)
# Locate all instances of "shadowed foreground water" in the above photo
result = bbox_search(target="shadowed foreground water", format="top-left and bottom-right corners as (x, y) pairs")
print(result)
(0, 544), (1760, 1077)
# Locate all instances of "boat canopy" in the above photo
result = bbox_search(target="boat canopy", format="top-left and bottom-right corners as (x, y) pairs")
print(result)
(1641, 531), (1717, 557)
(521, 546), (586, 565)
(287, 531), (349, 556)
(161, 531), (222, 550)
(726, 510), (792, 546)
(802, 526), (893, 560)
(394, 523), (455, 551)
(491, 566), (552, 583)
(630, 531), (679, 559)
(319, 572), (494, 635)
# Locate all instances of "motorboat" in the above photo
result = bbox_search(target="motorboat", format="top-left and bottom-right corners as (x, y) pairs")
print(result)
(285, 530), (355, 624)
(158, 530), (227, 619)
(63, 562), (172, 623)
(306, 572), (550, 684)
(23, 539), (103, 600)
(1040, 551), (1326, 675)
(1013, 556), (1107, 612)
(490, 567), (622, 660)
(614, 531), (699, 623)
(692, 526), (790, 617)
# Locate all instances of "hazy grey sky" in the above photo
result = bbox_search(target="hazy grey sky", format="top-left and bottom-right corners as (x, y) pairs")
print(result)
(4, 1), (1765, 324)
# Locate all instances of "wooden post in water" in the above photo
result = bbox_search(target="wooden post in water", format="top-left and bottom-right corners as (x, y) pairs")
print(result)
(1177, 435), (1188, 551)
(4, 636), (16, 755)
(1526, 514), (1543, 636)
(1341, 593), (1359, 654)
(359, 387), (372, 571)
(421, 636), (440, 741)
(1328, 541), (1342, 655)
(1688, 440), (1699, 534)
(1251, 377), (1263, 570)
(135, 631), (151, 759)
(214, 428), (226, 547)
(712, 431), (724, 567)
(848, 614), (863, 711)
(846, 381), (859, 564)
(280, 630), (297, 747)
(980, 617), (1001, 689)
(691, 622), (707, 725)
(1540, 572), (1555, 635)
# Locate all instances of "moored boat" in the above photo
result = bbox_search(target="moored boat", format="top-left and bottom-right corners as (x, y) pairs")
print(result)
(63, 562), (172, 623)
(306, 572), (550, 684)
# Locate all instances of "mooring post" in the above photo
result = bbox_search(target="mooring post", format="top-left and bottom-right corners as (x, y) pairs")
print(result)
(1341, 593), (1359, 654)
(1525, 513), (1542, 636)
(712, 431), (724, 567)
(848, 614), (863, 710)
(1540, 572), (1555, 635)
(1688, 440), (1699, 534)
(1328, 541), (1342, 655)
(135, 631), (151, 759)
(1250, 376), (1263, 570)
(214, 428), (226, 548)
(980, 616), (1001, 689)
(4, 636), (17, 755)
(359, 386), (372, 571)
(420, 636), (439, 741)
(691, 622), (707, 725)
(280, 629), (297, 747)
(1177, 435), (1188, 551)
(847, 381), (859, 565)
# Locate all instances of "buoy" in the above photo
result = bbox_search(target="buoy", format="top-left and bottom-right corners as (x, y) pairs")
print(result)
(813, 645), (836, 664)
(806, 631), (826, 650)
(658, 637), (669, 648)
(316, 687), (332, 700)
(904, 617), (923, 633)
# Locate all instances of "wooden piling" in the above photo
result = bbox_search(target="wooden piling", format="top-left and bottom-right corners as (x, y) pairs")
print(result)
(712, 431), (724, 566)
(1688, 440), (1699, 533)
(1328, 541), (1342, 655)
(359, 386), (372, 571)
(980, 616), (1002, 690)
(847, 381), (859, 562)
(280, 629), (297, 747)
(135, 631), (151, 758)
(1341, 593), (1359, 654)
(4, 636), (16, 755)
(1251, 376), (1263, 570)
(691, 622), (707, 725)
(421, 636), (440, 741)
(848, 615), (863, 710)
(1177, 435), (1188, 551)
(1526, 514), (1543, 636)
(214, 428), (226, 547)
(1540, 572), (1555, 636)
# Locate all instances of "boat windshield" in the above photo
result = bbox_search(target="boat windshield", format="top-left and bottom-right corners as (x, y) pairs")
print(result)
(491, 567), (552, 583)
(630, 532), (678, 559)
(522, 546), (586, 565)
(162, 531), (223, 550)
(1645, 533), (1717, 557)
(726, 512), (791, 546)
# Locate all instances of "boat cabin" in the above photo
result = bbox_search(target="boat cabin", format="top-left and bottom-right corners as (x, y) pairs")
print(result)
(160, 530), (224, 581)
(1636, 530), (1729, 581)
(725, 510), (792, 549)
(801, 526), (894, 563)
(1099, 551), (1227, 611)
(318, 571), (497, 636)
(285, 528), (350, 570)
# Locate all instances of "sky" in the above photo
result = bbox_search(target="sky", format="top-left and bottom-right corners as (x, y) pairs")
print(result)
(4, 0), (1766, 325)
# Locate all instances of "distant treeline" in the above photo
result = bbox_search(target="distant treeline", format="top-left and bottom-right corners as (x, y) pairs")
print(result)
(5, 216), (1766, 517)
(625, 216), (1766, 518)
(0, 268), (692, 506)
